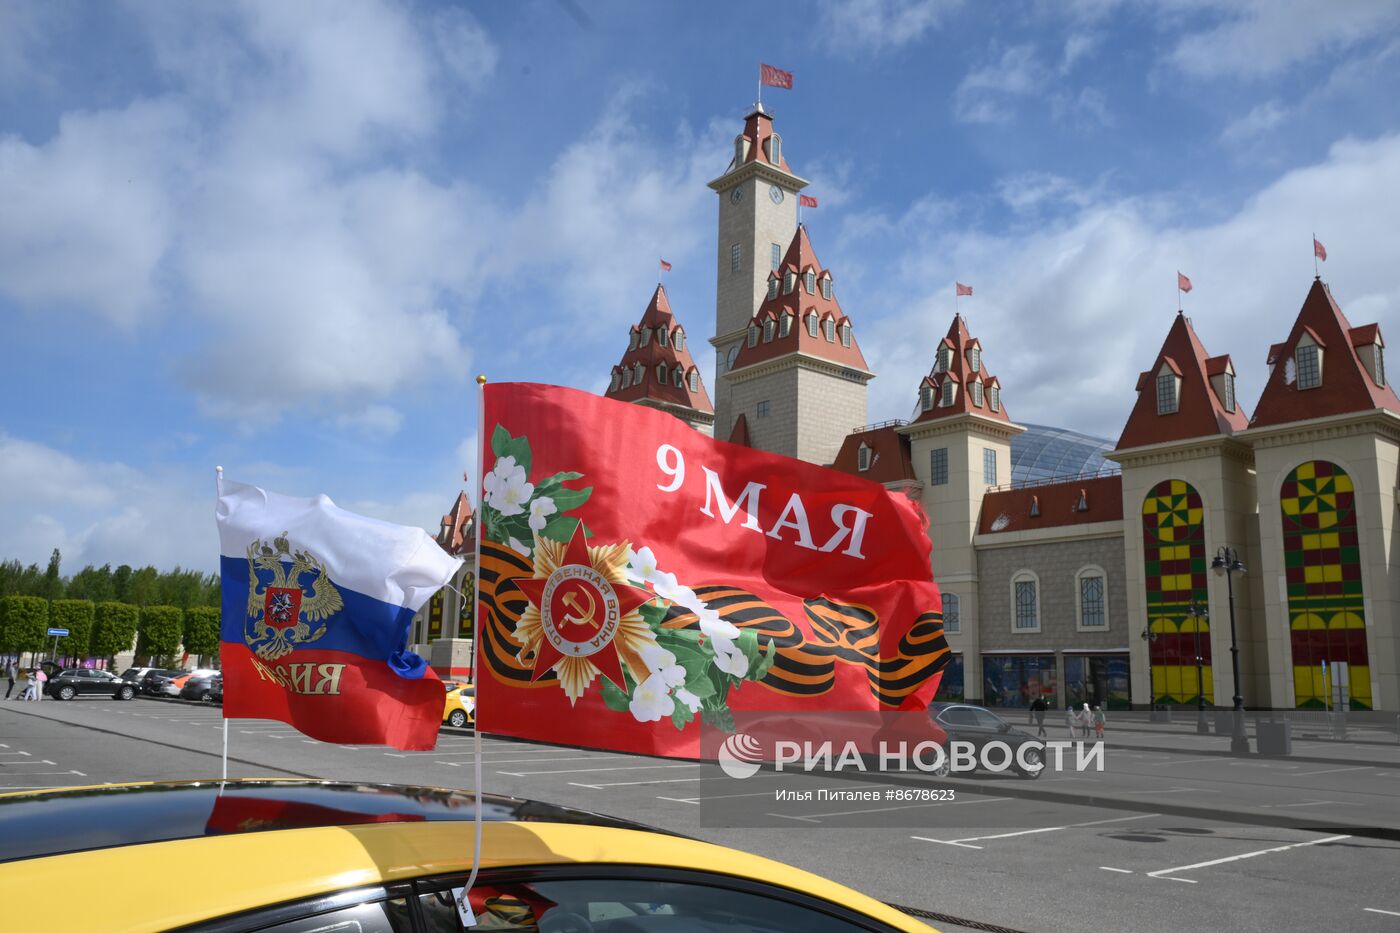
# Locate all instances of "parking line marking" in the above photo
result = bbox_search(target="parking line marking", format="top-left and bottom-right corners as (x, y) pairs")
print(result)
(568, 777), (706, 789)
(0, 752), (32, 756)
(913, 813), (1158, 850)
(1146, 833), (1350, 881)
(1100, 867), (1133, 874)
(498, 764), (695, 777)
(0, 760), (55, 766)
(1364, 908), (1400, 917)
(1291, 766), (1369, 778)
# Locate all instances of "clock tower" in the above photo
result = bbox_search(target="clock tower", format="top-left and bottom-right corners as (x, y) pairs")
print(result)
(707, 103), (809, 442)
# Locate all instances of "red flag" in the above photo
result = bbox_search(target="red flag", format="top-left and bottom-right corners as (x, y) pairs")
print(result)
(799, 195), (818, 208)
(956, 282), (973, 297)
(1177, 271), (1193, 293)
(1313, 237), (1327, 262)
(759, 63), (793, 89)
(476, 383), (949, 759)
(659, 258), (672, 272)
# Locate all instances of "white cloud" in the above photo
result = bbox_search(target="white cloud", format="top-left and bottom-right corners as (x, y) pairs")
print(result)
(1221, 99), (1289, 144)
(816, 0), (962, 54)
(953, 44), (1046, 125)
(854, 134), (1400, 437)
(334, 405), (404, 436)
(1164, 0), (1400, 80)
(1060, 32), (1101, 72)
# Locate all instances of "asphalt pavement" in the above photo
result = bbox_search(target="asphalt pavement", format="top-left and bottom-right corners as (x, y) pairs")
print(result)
(2, 696), (1398, 933)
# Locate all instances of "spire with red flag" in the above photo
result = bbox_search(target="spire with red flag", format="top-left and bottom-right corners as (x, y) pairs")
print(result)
(956, 282), (973, 297)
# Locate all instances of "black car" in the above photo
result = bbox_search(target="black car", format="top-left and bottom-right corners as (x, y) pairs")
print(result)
(178, 673), (221, 702)
(926, 701), (1045, 779)
(45, 669), (138, 701)
(140, 669), (187, 696)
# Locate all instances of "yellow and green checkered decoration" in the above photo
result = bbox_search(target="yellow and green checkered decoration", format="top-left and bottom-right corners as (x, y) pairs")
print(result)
(1281, 460), (1371, 710)
(1141, 479), (1213, 705)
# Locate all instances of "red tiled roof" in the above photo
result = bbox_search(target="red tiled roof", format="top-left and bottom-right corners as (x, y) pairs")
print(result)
(604, 284), (713, 414)
(978, 475), (1123, 535)
(730, 226), (870, 372)
(728, 104), (794, 175)
(728, 413), (751, 447)
(1115, 313), (1250, 450)
(1205, 354), (1233, 377)
(1267, 342), (1288, 364)
(1349, 323), (1380, 347)
(911, 315), (1014, 426)
(830, 425), (916, 484)
(1250, 278), (1400, 428)
(437, 491), (475, 556)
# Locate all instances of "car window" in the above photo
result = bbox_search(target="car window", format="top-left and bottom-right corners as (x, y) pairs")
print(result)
(71, 670), (91, 679)
(971, 709), (1006, 730)
(417, 877), (897, 932)
(938, 706), (976, 726)
(252, 897), (412, 932)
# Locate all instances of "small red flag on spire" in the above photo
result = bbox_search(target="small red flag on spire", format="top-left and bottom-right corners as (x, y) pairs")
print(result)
(1177, 271), (1193, 293)
(760, 63), (793, 89)
(1313, 237), (1327, 262)
(956, 282), (973, 297)
(800, 195), (818, 208)
(659, 258), (672, 272)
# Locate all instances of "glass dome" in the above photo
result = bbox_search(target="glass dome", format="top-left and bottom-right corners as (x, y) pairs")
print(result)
(1010, 423), (1117, 485)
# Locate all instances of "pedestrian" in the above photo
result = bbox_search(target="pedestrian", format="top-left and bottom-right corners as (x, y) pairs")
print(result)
(32, 667), (47, 701)
(3, 659), (15, 699)
(1029, 696), (1048, 738)
(1080, 702), (1093, 738)
(1093, 705), (1106, 740)
(1064, 704), (1078, 739)
(19, 670), (36, 702)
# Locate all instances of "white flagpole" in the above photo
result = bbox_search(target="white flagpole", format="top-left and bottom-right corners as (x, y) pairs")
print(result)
(216, 465), (229, 786)
(455, 375), (488, 927)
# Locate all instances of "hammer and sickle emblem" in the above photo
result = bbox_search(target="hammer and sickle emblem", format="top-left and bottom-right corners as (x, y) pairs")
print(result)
(561, 588), (599, 629)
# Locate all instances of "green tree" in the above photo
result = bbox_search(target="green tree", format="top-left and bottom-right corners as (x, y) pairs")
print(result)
(137, 605), (184, 662)
(0, 560), (44, 598)
(112, 565), (133, 603)
(49, 600), (96, 660)
(66, 564), (115, 603)
(90, 602), (140, 661)
(127, 567), (160, 606)
(0, 596), (50, 658)
(40, 548), (64, 601)
(182, 606), (221, 662)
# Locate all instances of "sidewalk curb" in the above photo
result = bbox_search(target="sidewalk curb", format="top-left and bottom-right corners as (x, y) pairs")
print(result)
(1104, 740), (1397, 769)
(1108, 722), (1400, 748)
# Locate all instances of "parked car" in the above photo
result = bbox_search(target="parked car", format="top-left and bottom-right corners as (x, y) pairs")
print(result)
(119, 666), (159, 686)
(926, 701), (1045, 779)
(44, 669), (138, 701)
(442, 681), (475, 728)
(209, 677), (223, 704)
(178, 672), (222, 702)
(162, 668), (220, 698)
(141, 669), (187, 696)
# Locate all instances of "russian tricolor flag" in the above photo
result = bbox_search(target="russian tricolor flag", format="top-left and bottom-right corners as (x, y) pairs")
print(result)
(216, 479), (462, 751)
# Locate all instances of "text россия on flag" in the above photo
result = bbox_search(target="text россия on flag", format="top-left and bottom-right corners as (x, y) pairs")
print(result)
(216, 479), (462, 751)
(475, 383), (951, 759)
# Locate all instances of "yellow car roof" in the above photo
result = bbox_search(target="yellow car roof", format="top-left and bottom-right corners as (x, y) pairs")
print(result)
(0, 781), (933, 932)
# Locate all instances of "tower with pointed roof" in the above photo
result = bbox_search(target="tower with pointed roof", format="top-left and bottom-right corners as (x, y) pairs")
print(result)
(707, 104), (810, 446)
(1109, 311), (1264, 712)
(1240, 278), (1400, 710)
(604, 284), (715, 435)
(722, 224), (873, 463)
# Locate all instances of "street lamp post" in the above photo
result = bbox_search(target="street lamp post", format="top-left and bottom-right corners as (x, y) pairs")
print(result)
(1187, 602), (1210, 734)
(1211, 546), (1249, 754)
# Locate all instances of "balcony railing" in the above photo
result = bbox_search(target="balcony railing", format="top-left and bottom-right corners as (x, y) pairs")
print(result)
(986, 466), (1122, 494)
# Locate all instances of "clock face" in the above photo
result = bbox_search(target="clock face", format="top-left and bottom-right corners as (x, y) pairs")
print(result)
(729, 187), (743, 205)
(769, 185), (785, 204)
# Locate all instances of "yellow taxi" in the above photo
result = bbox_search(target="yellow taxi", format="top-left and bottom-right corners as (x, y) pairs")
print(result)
(443, 680), (475, 728)
(0, 780), (938, 932)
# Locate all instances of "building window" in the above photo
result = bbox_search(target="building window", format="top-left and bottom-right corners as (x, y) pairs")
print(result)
(857, 444), (872, 471)
(1222, 372), (1236, 412)
(628, 330), (639, 351)
(820, 277), (832, 300)
(656, 363), (667, 383)
(747, 324), (758, 347)
(1296, 343), (1321, 389)
(929, 447), (948, 485)
(768, 133), (781, 164)
(1378, 345), (1387, 387)
(936, 347), (951, 373)
(756, 400), (771, 418)
(935, 654), (965, 701)
(621, 368), (632, 388)
(804, 270), (816, 294)
(982, 654), (1055, 708)
(839, 322), (852, 347)
(941, 380), (956, 406)
(824, 318), (836, 342)
(920, 384), (933, 411)
(1012, 572), (1039, 631)
(674, 365), (684, 387)
(639, 327), (651, 347)
(763, 318), (775, 342)
(784, 272), (796, 294)
(771, 243), (782, 270)
(609, 370), (620, 391)
(1156, 372), (1179, 414)
(688, 370), (699, 392)
(970, 380), (983, 407)
(674, 329), (684, 351)
(989, 385), (1000, 412)
(1077, 569), (1107, 629)
(633, 362), (643, 384)
(657, 327), (668, 347)
(731, 243), (741, 274)
(806, 311), (819, 337)
(726, 346), (739, 371)
(983, 447), (997, 484)
(942, 593), (961, 634)
(968, 347), (981, 372)
(767, 277), (779, 301)
(779, 312), (792, 338)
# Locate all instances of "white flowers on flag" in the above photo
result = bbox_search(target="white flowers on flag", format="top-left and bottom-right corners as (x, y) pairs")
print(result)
(628, 672), (675, 722)
(528, 495), (557, 532)
(483, 455), (533, 517)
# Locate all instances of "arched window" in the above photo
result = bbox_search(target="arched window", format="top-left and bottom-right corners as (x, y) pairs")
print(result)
(726, 346), (740, 371)
(857, 443), (872, 471)
(839, 322), (851, 347)
(1011, 571), (1040, 632)
(1076, 566), (1107, 630)
(804, 270), (816, 294)
(688, 370), (699, 392)
(763, 318), (775, 342)
(824, 318), (836, 342)
(768, 133), (781, 164)
(941, 593), (961, 634)
(747, 324), (759, 347)
(779, 312), (793, 338)
(806, 311), (819, 337)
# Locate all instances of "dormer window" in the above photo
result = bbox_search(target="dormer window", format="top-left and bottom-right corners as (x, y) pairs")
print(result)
(1029, 496), (1040, 517)
(734, 135), (749, 166)
(674, 328), (685, 351)
(824, 318), (836, 342)
(633, 362), (643, 384)
(779, 312), (793, 338)
(804, 270), (816, 294)
(763, 318), (775, 342)
(609, 369), (620, 392)
(989, 385), (1001, 412)
(1156, 369), (1180, 414)
(622, 368), (632, 388)
(768, 133), (781, 165)
(747, 324), (759, 347)
(1222, 372), (1236, 412)
(857, 444), (872, 472)
(806, 311), (819, 337)
(839, 321), (852, 348)
(688, 370), (699, 392)
(819, 276), (832, 300)
(783, 272), (796, 294)
(1296, 342), (1322, 389)
(656, 362), (667, 383)
(970, 379), (984, 407)
(1378, 345), (1387, 387)
(936, 347), (952, 373)
(941, 380), (956, 407)
(638, 327), (651, 348)
(628, 330), (639, 351)
(657, 327), (668, 348)
(920, 383), (933, 411)
(968, 347), (981, 372)
(674, 365), (684, 387)
(767, 277), (779, 300)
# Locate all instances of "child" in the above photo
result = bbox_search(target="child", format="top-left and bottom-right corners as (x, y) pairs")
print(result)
(1093, 705), (1106, 739)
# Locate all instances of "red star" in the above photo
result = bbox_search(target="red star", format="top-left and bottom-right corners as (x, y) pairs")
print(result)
(513, 524), (653, 691)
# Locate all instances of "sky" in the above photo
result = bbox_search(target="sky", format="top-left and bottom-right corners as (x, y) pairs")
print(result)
(2, 0), (1398, 574)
